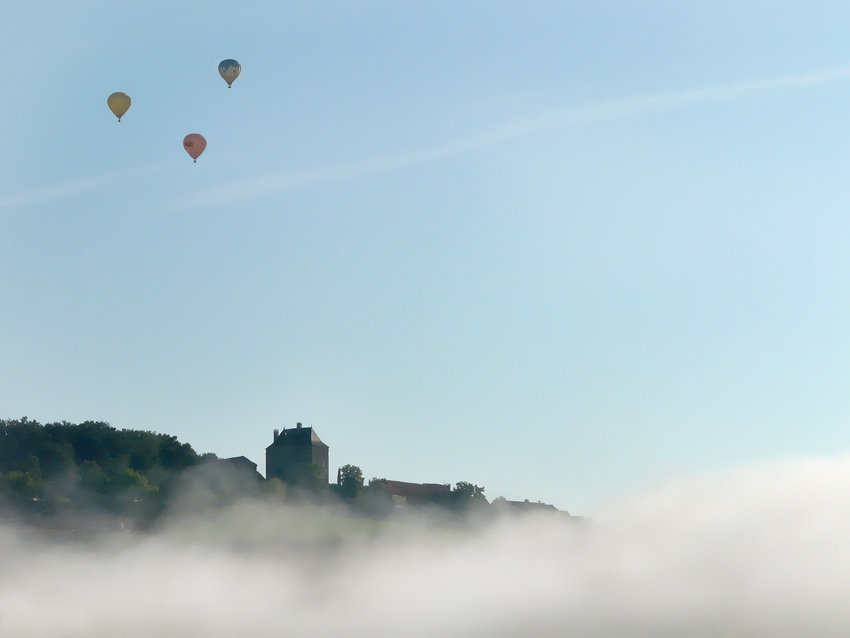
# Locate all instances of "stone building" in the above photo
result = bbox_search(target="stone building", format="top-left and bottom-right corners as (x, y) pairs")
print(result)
(373, 479), (450, 506)
(265, 423), (329, 486)
(217, 456), (264, 481)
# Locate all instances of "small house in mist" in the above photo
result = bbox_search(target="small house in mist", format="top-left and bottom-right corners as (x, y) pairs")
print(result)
(492, 498), (568, 516)
(373, 479), (450, 506)
(177, 455), (266, 507)
(503, 499), (558, 512)
(217, 456), (264, 481)
(266, 423), (329, 486)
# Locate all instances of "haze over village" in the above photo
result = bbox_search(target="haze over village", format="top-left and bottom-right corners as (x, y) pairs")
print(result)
(4, 415), (850, 637)
(5, 1), (850, 635)
(249, 421), (561, 511)
(0, 417), (562, 533)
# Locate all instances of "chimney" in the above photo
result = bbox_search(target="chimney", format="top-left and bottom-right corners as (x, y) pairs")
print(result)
(296, 422), (302, 429)
(273, 429), (279, 441)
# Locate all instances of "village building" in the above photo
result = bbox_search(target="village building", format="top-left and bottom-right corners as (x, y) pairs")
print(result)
(372, 479), (450, 506)
(493, 498), (565, 515)
(217, 456), (264, 481)
(265, 423), (329, 485)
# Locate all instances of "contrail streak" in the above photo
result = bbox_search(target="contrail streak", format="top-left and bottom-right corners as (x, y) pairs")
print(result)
(0, 162), (182, 212)
(6, 64), (850, 213)
(177, 63), (850, 209)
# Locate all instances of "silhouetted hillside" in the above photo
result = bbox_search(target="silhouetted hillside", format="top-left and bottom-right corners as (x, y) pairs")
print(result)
(0, 417), (215, 529)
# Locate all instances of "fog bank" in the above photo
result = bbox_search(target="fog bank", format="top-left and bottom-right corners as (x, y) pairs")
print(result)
(2, 455), (850, 637)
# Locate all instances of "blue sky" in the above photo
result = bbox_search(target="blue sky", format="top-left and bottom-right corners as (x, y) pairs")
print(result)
(4, 1), (850, 513)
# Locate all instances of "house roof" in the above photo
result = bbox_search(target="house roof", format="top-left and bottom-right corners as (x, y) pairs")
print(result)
(220, 456), (257, 470)
(266, 426), (328, 449)
(502, 500), (558, 512)
(377, 480), (450, 497)
(215, 456), (264, 480)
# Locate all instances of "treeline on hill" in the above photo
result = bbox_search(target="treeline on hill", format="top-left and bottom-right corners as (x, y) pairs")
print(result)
(0, 417), (215, 528)
(1, 418), (556, 533)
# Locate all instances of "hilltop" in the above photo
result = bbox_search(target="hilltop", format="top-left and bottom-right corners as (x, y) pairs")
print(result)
(0, 417), (569, 533)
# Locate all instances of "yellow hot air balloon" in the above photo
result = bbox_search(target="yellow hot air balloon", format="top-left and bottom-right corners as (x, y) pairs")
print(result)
(107, 92), (131, 122)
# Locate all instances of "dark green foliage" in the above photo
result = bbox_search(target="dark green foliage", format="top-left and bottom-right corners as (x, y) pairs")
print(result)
(79, 460), (107, 492)
(337, 464), (364, 499)
(0, 417), (208, 526)
(451, 481), (488, 510)
(1, 470), (42, 500)
(158, 435), (198, 470)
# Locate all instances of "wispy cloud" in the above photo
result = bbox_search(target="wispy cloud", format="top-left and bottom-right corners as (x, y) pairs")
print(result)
(7, 65), (850, 214)
(556, 63), (850, 123)
(0, 175), (113, 211)
(176, 63), (850, 210)
(0, 162), (181, 212)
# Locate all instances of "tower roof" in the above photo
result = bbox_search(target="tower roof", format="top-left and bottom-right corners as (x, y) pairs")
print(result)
(266, 425), (328, 450)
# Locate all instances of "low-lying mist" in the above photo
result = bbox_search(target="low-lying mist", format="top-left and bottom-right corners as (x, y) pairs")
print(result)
(3, 454), (850, 637)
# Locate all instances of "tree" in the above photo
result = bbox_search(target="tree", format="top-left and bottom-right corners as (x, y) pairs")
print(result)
(337, 464), (364, 499)
(2, 470), (43, 501)
(0, 417), (208, 525)
(159, 436), (199, 470)
(79, 460), (107, 492)
(109, 468), (158, 499)
(451, 481), (487, 510)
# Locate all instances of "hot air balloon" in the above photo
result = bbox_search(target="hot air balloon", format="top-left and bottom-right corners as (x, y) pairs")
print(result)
(183, 134), (207, 163)
(218, 59), (241, 88)
(107, 92), (131, 122)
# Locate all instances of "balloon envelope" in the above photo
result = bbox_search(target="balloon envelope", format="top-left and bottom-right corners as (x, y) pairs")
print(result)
(183, 134), (207, 163)
(218, 59), (241, 87)
(107, 92), (131, 121)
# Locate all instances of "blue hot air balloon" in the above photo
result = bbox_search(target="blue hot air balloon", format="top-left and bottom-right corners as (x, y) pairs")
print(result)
(218, 59), (241, 88)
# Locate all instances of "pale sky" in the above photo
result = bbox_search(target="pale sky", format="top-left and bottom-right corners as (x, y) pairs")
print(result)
(4, 1), (850, 514)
